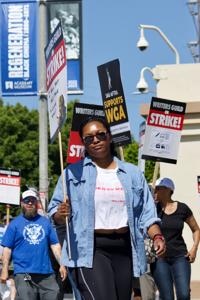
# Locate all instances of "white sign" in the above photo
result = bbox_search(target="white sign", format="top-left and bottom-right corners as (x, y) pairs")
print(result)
(45, 22), (67, 142)
(0, 169), (20, 205)
(142, 97), (186, 164)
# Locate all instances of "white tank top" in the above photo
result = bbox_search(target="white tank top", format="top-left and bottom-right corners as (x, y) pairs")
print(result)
(94, 165), (128, 229)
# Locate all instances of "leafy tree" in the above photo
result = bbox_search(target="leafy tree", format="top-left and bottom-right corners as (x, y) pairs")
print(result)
(0, 99), (77, 220)
(123, 138), (155, 183)
(145, 160), (156, 183)
(123, 139), (139, 165)
(0, 100), (39, 219)
(48, 100), (77, 195)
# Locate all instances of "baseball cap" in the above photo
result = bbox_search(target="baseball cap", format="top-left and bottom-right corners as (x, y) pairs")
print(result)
(155, 177), (175, 191)
(22, 190), (38, 202)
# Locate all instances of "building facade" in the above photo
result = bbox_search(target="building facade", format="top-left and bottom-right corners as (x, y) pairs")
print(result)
(140, 63), (200, 285)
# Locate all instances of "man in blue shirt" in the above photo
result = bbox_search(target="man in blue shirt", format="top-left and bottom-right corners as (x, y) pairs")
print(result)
(0, 189), (67, 300)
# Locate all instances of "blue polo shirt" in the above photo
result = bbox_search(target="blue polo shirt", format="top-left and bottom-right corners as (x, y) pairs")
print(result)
(1, 214), (59, 274)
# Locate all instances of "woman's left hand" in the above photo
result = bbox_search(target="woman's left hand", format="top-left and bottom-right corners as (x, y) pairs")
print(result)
(147, 224), (166, 257)
(153, 239), (166, 257)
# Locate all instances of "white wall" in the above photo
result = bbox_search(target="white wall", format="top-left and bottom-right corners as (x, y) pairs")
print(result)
(155, 63), (200, 281)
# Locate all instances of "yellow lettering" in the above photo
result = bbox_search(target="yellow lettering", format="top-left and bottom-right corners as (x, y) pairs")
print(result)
(113, 106), (119, 121)
(105, 105), (126, 123)
(119, 105), (126, 119)
(104, 96), (124, 109)
(105, 108), (114, 123)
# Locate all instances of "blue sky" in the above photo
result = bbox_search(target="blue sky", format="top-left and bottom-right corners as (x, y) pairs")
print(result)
(3, 0), (196, 140)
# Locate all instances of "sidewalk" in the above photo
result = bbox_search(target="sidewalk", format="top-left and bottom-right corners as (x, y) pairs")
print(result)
(64, 292), (200, 300)
(191, 281), (200, 300)
(64, 295), (74, 300)
(64, 281), (200, 299)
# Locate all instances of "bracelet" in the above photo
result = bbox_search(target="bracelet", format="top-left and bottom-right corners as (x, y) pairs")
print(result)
(153, 234), (165, 242)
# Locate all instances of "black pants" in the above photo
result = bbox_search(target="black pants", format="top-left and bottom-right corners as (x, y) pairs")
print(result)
(70, 231), (132, 300)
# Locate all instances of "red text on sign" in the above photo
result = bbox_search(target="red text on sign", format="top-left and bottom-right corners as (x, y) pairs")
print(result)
(0, 176), (20, 186)
(147, 110), (184, 130)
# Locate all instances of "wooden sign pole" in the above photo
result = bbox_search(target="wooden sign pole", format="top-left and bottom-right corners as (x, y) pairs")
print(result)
(58, 131), (71, 260)
(6, 204), (10, 225)
(152, 161), (160, 189)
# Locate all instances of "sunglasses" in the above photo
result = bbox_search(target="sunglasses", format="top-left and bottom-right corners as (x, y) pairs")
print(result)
(82, 131), (108, 146)
(22, 197), (37, 204)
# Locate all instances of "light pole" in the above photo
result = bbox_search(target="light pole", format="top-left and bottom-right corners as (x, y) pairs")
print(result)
(137, 24), (180, 64)
(39, 0), (48, 210)
(187, 0), (200, 62)
(135, 66), (162, 94)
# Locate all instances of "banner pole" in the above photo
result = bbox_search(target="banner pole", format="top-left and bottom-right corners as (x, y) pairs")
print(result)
(39, 0), (48, 211)
(152, 161), (160, 189)
(58, 131), (72, 260)
(38, 194), (48, 217)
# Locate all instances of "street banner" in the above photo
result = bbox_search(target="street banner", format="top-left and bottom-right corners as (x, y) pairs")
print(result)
(0, 168), (20, 205)
(142, 97), (186, 164)
(67, 103), (105, 164)
(138, 121), (146, 173)
(97, 59), (131, 146)
(45, 21), (67, 143)
(0, 0), (38, 95)
(197, 176), (200, 195)
(47, 0), (83, 94)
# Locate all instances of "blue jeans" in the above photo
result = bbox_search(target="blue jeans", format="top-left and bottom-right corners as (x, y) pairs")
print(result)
(150, 256), (191, 300)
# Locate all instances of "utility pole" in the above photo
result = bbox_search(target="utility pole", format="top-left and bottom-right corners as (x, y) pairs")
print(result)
(187, 0), (200, 62)
(39, 0), (48, 210)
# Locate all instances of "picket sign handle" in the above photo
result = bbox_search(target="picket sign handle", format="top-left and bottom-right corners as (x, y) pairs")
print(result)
(119, 146), (124, 161)
(58, 131), (72, 260)
(152, 161), (160, 189)
(6, 205), (10, 225)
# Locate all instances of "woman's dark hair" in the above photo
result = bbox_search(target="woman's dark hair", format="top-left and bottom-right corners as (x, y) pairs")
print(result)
(79, 116), (111, 138)
(79, 116), (116, 156)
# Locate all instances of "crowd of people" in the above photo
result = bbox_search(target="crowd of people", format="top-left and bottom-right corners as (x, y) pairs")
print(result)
(0, 116), (199, 300)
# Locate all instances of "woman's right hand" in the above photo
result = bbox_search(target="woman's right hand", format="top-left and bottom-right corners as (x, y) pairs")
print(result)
(53, 200), (71, 225)
(57, 202), (71, 217)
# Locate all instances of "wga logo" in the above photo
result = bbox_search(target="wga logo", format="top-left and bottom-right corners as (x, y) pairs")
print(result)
(23, 224), (45, 245)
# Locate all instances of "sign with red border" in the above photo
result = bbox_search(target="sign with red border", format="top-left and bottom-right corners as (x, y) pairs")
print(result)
(142, 97), (186, 164)
(67, 103), (105, 164)
(0, 168), (20, 205)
